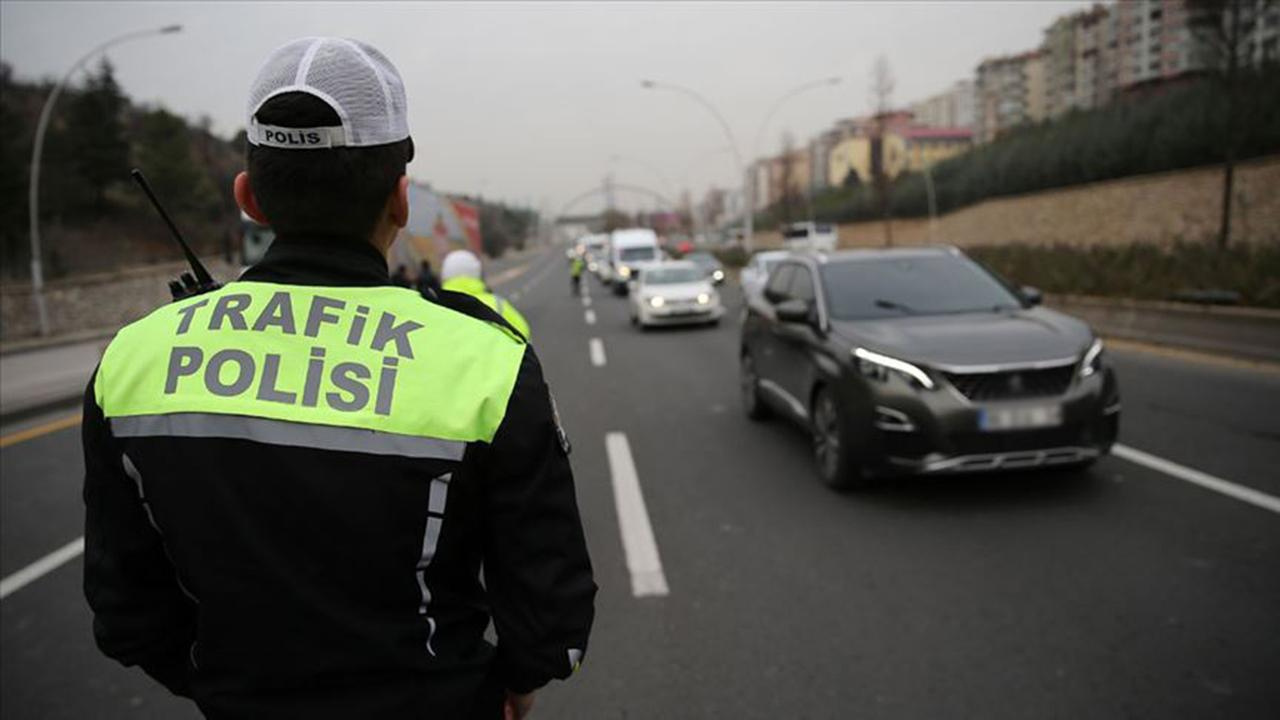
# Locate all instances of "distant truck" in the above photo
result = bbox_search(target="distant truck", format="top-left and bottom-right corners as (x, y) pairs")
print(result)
(607, 228), (663, 296)
(781, 221), (837, 252)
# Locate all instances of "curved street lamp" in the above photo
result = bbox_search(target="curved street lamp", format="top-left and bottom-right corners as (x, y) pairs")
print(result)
(27, 24), (183, 336)
(639, 79), (752, 250)
(641, 76), (842, 253)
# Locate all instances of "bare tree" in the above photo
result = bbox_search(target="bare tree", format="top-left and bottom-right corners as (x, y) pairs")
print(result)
(1187, 0), (1259, 250)
(871, 53), (895, 115)
(777, 131), (800, 226)
(870, 54), (896, 246)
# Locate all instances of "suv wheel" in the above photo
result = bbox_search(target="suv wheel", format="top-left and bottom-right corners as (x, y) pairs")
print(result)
(740, 352), (771, 421)
(811, 386), (869, 490)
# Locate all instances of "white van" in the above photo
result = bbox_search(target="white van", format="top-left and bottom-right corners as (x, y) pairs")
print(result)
(781, 221), (837, 252)
(608, 228), (662, 295)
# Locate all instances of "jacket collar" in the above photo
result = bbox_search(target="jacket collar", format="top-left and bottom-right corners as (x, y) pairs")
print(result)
(240, 233), (391, 287)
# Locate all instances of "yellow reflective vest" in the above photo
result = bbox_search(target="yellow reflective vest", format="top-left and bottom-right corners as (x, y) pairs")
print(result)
(441, 276), (531, 340)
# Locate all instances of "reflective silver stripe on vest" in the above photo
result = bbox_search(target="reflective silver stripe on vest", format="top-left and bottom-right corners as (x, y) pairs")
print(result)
(111, 413), (467, 461)
(417, 473), (451, 656)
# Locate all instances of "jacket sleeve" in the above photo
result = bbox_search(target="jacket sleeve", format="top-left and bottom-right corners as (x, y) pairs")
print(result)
(482, 347), (596, 694)
(82, 370), (197, 697)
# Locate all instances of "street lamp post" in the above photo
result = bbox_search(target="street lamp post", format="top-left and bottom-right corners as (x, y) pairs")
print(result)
(751, 77), (842, 229)
(641, 77), (842, 255)
(27, 24), (182, 336)
(640, 79), (751, 251)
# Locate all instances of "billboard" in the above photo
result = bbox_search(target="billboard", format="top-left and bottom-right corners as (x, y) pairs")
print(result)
(389, 182), (485, 273)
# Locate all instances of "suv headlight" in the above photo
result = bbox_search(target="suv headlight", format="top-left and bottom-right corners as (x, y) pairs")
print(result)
(697, 292), (711, 305)
(619, 266), (632, 279)
(1079, 338), (1104, 378)
(853, 347), (935, 390)
(648, 295), (665, 308)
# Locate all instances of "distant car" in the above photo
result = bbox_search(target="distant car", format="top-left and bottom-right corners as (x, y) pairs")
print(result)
(630, 261), (724, 329)
(608, 228), (663, 295)
(781, 221), (837, 252)
(739, 247), (1120, 490)
(739, 250), (790, 303)
(685, 251), (725, 285)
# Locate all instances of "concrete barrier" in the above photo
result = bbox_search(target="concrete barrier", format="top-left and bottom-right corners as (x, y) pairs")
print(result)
(1047, 294), (1280, 364)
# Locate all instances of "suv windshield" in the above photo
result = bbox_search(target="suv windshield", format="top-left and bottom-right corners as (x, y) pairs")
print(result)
(820, 255), (1022, 319)
(620, 247), (657, 262)
(644, 267), (705, 285)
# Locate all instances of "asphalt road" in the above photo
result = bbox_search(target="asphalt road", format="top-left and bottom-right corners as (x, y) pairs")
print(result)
(2, 247), (1278, 719)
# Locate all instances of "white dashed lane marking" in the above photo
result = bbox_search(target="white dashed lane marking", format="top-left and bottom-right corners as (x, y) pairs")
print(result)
(604, 432), (669, 597)
(589, 338), (606, 367)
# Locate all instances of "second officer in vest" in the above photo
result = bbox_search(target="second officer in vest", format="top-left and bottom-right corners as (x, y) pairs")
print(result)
(82, 37), (595, 720)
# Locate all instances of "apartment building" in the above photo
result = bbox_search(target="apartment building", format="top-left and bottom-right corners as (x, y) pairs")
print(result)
(1044, 4), (1116, 118)
(909, 79), (976, 129)
(975, 50), (1046, 143)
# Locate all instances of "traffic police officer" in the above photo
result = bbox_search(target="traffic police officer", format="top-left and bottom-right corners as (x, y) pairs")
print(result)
(440, 250), (532, 339)
(82, 37), (595, 720)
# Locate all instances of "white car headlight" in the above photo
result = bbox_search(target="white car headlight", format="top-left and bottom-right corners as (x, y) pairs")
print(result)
(853, 347), (935, 390)
(1079, 338), (1104, 378)
(619, 266), (632, 278)
(696, 293), (711, 305)
(712, 270), (725, 281)
(648, 295), (665, 308)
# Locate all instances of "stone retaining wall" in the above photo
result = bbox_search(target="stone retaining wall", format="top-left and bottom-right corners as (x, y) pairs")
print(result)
(0, 260), (238, 342)
(755, 154), (1280, 249)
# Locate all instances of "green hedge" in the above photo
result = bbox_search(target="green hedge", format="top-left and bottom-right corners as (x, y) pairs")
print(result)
(764, 68), (1280, 227)
(967, 242), (1280, 307)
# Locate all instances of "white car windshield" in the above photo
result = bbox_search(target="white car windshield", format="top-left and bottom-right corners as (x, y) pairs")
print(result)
(645, 267), (704, 285)
(620, 247), (657, 262)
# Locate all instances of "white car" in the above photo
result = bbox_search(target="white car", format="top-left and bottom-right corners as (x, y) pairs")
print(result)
(629, 261), (724, 329)
(739, 250), (790, 304)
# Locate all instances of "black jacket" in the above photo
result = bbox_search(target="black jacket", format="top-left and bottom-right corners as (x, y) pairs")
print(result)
(82, 235), (595, 719)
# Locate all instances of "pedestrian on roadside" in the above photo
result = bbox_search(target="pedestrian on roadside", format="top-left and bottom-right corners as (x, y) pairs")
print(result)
(81, 37), (594, 720)
(417, 258), (442, 297)
(440, 249), (532, 340)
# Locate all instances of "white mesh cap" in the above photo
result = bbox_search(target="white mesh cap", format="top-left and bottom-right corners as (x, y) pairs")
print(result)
(246, 37), (409, 149)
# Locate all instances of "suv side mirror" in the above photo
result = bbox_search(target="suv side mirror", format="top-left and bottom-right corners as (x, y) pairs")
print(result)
(1020, 285), (1043, 306)
(775, 298), (811, 324)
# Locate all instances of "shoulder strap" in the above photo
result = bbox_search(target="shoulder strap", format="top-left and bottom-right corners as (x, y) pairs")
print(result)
(434, 289), (526, 343)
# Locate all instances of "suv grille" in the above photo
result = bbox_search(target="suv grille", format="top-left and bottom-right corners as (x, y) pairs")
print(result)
(944, 365), (1075, 402)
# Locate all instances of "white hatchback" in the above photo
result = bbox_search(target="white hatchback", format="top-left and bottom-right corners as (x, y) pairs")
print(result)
(629, 261), (724, 329)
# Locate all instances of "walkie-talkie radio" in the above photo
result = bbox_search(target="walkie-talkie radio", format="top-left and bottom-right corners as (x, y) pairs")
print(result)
(130, 168), (221, 300)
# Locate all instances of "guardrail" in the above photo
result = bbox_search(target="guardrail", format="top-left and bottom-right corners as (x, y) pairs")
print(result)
(1047, 294), (1280, 364)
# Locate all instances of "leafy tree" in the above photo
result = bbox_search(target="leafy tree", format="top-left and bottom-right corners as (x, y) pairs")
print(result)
(66, 58), (130, 212)
(133, 107), (218, 216)
(1187, 0), (1263, 249)
(0, 63), (29, 272)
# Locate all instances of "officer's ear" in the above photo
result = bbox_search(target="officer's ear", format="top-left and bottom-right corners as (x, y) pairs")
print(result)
(389, 175), (410, 229)
(234, 172), (270, 226)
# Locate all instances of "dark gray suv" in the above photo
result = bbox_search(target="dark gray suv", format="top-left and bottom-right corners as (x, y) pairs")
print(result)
(739, 247), (1120, 490)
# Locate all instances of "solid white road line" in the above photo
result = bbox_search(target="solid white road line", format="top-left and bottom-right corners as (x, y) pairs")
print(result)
(604, 433), (669, 598)
(585, 309), (596, 325)
(1112, 444), (1280, 516)
(0, 536), (85, 601)
(589, 338), (607, 367)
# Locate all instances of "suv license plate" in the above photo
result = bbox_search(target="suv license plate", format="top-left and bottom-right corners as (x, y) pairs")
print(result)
(979, 405), (1062, 432)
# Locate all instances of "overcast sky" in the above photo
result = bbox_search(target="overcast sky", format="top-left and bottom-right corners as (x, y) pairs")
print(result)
(3, 1), (1088, 214)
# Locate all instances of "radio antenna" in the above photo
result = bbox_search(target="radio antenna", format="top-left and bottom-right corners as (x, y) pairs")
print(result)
(130, 168), (216, 288)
